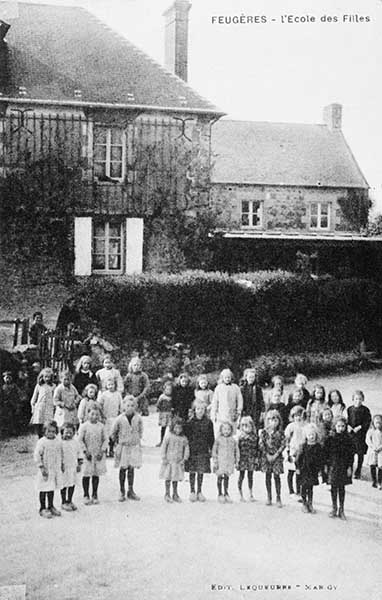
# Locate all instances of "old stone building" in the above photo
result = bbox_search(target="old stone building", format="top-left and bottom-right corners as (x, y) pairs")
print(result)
(210, 107), (380, 276)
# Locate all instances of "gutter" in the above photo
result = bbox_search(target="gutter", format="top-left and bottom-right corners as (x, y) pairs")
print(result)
(0, 96), (226, 118)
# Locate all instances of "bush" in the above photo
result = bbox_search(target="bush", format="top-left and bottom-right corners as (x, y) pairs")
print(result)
(67, 271), (382, 361)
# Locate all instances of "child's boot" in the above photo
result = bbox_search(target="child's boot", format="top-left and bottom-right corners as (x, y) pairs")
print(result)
(308, 502), (316, 514)
(197, 492), (206, 502)
(276, 496), (283, 508)
(302, 501), (309, 513)
(266, 494), (272, 506)
(127, 490), (140, 501)
(329, 502), (337, 517)
(50, 506), (62, 517)
(189, 492), (197, 502)
(338, 503), (346, 520)
(249, 491), (255, 502)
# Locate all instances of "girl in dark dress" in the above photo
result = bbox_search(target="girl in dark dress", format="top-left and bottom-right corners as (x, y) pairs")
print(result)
(259, 410), (286, 507)
(172, 373), (194, 423)
(73, 355), (98, 396)
(184, 401), (214, 502)
(347, 390), (371, 479)
(325, 417), (355, 520)
(236, 416), (258, 502)
(296, 425), (324, 514)
(240, 368), (265, 431)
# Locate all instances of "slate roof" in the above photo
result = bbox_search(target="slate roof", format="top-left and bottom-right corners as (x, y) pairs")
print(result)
(211, 119), (368, 189)
(0, 1), (221, 113)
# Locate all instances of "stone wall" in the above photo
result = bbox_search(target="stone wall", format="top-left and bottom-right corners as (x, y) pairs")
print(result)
(210, 184), (367, 232)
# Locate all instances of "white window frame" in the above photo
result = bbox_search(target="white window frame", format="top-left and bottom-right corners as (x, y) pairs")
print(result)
(241, 199), (263, 228)
(92, 221), (124, 275)
(94, 126), (126, 182)
(310, 202), (331, 230)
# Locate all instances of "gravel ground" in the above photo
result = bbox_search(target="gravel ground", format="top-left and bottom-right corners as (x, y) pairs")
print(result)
(1, 370), (382, 600)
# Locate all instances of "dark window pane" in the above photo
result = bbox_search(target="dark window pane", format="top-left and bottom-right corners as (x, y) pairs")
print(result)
(311, 216), (318, 228)
(111, 129), (123, 144)
(241, 214), (249, 227)
(93, 254), (106, 270)
(242, 200), (249, 213)
(110, 162), (122, 178)
(94, 128), (107, 144)
(111, 147), (123, 161)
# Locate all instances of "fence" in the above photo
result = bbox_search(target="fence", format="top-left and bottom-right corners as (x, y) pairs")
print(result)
(0, 318), (29, 347)
(0, 111), (210, 216)
(39, 330), (75, 373)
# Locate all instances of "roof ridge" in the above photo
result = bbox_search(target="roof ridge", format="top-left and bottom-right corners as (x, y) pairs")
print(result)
(216, 118), (330, 127)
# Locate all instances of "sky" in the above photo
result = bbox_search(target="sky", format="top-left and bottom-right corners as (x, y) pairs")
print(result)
(9, 0), (382, 210)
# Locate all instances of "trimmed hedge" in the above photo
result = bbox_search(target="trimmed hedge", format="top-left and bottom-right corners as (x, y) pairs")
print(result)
(69, 271), (382, 359)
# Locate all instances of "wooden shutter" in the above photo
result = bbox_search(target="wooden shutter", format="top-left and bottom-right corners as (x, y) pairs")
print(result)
(74, 217), (92, 276)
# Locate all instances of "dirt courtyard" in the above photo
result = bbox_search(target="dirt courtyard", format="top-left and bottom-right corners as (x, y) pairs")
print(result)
(1, 371), (382, 600)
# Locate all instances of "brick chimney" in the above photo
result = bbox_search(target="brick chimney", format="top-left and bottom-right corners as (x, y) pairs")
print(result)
(163, 0), (191, 82)
(323, 103), (342, 130)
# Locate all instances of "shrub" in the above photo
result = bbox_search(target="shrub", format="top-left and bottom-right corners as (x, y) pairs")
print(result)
(67, 271), (382, 361)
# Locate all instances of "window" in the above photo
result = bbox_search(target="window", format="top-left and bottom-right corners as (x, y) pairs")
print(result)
(310, 202), (330, 229)
(94, 126), (125, 181)
(92, 221), (123, 273)
(241, 200), (263, 228)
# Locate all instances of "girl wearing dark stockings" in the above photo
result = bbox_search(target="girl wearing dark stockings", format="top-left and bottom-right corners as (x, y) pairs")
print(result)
(60, 422), (83, 511)
(112, 396), (143, 501)
(212, 421), (239, 503)
(156, 381), (173, 447)
(34, 420), (63, 519)
(78, 407), (108, 505)
(366, 414), (382, 489)
(237, 416), (258, 502)
(325, 417), (355, 520)
(160, 417), (190, 503)
(184, 401), (215, 502)
(259, 410), (286, 508)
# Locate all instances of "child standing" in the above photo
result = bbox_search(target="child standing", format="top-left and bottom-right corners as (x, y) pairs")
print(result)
(288, 374), (310, 409)
(366, 414), (382, 489)
(123, 357), (151, 416)
(194, 374), (213, 416)
(1, 371), (22, 437)
(284, 405), (307, 496)
(29, 311), (47, 346)
(77, 384), (103, 424)
(53, 371), (81, 429)
(259, 410), (286, 507)
(211, 369), (243, 435)
(184, 401), (214, 502)
(160, 417), (190, 503)
(240, 368), (265, 431)
(78, 407), (108, 505)
(236, 416), (258, 502)
(325, 417), (355, 520)
(285, 388), (305, 423)
(295, 425), (324, 513)
(156, 380), (174, 447)
(60, 422), (83, 511)
(212, 421), (239, 503)
(73, 355), (98, 396)
(112, 396), (143, 501)
(347, 390), (371, 479)
(265, 388), (287, 430)
(306, 385), (327, 426)
(327, 389), (347, 422)
(30, 368), (56, 438)
(34, 421), (63, 518)
(98, 377), (122, 457)
(96, 355), (123, 394)
(172, 372), (195, 423)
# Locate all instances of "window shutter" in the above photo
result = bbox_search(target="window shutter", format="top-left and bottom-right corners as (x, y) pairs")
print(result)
(125, 218), (143, 274)
(74, 217), (92, 276)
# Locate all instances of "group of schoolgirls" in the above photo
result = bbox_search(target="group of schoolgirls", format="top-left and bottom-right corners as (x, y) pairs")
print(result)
(32, 354), (149, 518)
(32, 359), (381, 523)
(157, 369), (380, 521)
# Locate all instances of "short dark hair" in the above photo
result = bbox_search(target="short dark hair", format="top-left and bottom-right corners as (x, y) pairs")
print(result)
(33, 311), (43, 319)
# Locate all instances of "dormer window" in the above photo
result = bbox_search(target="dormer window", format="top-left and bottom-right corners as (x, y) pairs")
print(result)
(94, 126), (125, 182)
